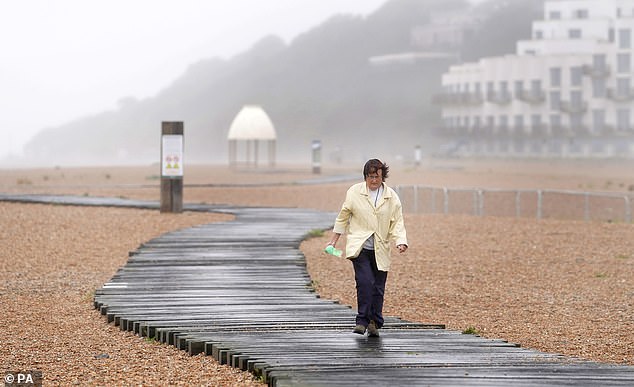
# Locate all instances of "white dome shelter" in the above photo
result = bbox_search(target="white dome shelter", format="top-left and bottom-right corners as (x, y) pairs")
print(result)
(227, 105), (277, 167)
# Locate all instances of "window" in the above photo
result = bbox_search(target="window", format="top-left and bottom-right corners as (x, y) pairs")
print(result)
(576, 9), (588, 19)
(593, 78), (606, 98)
(535, 30), (543, 39)
(550, 114), (562, 129)
(617, 53), (631, 73)
(571, 90), (583, 106)
(549, 11), (561, 19)
(531, 79), (542, 92)
(486, 81), (494, 99)
(474, 116), (481, 129)
(499, 115), (508, 130)
(486, 116), (495, 129)
(550, 67), (562, 87)
(514, 115), (524, 129)
(609, 28), (615, 42)
(617, 109), (630, 131)
(514, 80), (524, 96)
(619, 28), (631, 49)
(531, 114), (542, 129)
(570, 113), (583, 130)
(593, 54), (606, 69)
(571, 66), (583, 86)
(550, 91), (561, 110)
(569, 29), (582, 39)
(499, 81), (510, 100)
(592, 110), (605, 132)
(616, 78), (631, 98)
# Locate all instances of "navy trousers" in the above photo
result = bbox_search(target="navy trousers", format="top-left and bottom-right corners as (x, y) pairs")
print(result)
(352, 248), (388, 328)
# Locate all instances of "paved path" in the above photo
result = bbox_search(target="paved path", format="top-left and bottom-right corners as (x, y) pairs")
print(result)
(2, 194), (634, 386)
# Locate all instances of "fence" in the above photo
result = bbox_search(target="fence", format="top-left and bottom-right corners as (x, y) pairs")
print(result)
(395, 185), (633, 223)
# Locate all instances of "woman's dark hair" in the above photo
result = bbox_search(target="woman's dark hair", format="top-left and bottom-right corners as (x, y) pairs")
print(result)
(363, 159), (389, 181)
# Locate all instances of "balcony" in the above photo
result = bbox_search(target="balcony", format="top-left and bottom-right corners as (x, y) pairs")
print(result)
(550, 125), (573, 136)
(530, 123), (550, 136)
(432, 92), (484, 106)
(595, 125), (634, 136)
(517, 89), (546, 104)
(607, 88), (634, 102)
(559, 100), (588, 114)
(435, 125), (471, 136)
(464, 92), (484, 105)
(598, 124), (615, 134)
(432, 93), (459, 105)
(582, 64), (611, 78)
(571, 125), (592, 135)
(614, 126), (634, 135)
(486, 90), (512, 105)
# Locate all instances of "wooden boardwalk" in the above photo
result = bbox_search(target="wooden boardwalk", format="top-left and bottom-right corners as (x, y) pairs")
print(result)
(2, 194), (634, 386)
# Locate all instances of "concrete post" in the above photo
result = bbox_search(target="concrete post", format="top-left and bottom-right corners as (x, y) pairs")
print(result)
(312, 140), (322, 174)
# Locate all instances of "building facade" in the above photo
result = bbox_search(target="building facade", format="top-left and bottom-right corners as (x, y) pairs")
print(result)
(436, 0), (634, 158)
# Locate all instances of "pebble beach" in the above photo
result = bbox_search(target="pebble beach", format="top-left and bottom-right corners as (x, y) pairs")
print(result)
(1, 159), (633, 385)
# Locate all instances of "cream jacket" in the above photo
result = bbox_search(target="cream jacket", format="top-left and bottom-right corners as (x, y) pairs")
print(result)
(333, 182), (407, 271)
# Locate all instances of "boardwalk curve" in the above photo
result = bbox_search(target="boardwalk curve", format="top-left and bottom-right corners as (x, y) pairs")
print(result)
(2, 194), (633, 386)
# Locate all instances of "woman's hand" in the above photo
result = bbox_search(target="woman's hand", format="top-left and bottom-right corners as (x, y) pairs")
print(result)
(396, 244), (408, 253)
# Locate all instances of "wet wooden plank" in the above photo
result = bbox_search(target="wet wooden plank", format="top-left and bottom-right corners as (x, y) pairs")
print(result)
(92, 202), (632, 386)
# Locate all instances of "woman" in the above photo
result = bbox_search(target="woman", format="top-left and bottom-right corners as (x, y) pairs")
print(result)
(326, 159), (408, 337)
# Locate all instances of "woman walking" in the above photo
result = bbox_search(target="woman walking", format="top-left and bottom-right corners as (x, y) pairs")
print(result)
(326, 159), (408, 337)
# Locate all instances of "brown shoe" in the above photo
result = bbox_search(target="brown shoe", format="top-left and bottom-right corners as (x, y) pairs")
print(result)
(367, 321), (380, 337)
(352, 324), (366, 335)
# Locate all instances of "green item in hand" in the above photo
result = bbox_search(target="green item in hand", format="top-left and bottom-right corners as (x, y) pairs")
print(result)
(324, 245), (343, 257)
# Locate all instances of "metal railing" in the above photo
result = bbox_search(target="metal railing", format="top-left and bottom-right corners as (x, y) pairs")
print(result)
(395, 185), (633, 223)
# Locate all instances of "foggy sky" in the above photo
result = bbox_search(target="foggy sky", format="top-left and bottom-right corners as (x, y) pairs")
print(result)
(0, 0), (388, 162)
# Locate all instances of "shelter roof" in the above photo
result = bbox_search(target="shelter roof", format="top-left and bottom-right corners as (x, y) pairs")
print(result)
(227, 105), (277, 140)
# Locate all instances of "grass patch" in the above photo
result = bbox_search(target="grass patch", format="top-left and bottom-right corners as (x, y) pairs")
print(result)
(462, 326), (479, 335)
(16, 178), (32, 185)
(306, 229), (324, 238)
(83, 290), (95, 303)
(594, 272), (608, 278)
(306, 279), (320, 291)
(616, 254), (630, 260)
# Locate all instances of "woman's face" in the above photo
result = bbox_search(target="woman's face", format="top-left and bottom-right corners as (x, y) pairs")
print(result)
(365, 168), (383, 191)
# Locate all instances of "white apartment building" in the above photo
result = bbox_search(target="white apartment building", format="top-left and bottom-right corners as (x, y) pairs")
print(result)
(436, 0), (634, 158)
